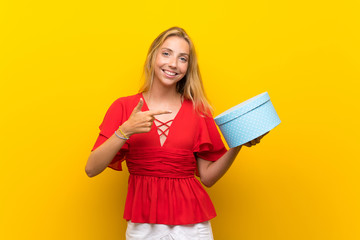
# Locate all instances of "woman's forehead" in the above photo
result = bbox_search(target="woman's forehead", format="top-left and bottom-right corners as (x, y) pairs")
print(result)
(161, 36), (190, 54)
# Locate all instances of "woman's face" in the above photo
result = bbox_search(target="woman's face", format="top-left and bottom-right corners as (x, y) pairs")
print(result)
(153, 36), (190, 89)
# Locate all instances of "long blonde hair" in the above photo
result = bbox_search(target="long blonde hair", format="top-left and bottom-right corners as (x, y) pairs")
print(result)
(139, 27), (212, 115)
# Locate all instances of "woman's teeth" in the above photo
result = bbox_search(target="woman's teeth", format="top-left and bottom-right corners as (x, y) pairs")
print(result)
(164, 70), (176, 76)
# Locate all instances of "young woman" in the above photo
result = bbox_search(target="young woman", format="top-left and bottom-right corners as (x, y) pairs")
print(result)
(85, 27), (266, 240)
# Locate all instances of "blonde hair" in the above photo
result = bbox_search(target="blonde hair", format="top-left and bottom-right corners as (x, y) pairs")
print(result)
(139, 26), (212, 115)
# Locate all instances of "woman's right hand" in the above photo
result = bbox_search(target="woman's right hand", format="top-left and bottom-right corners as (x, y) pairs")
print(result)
(119, 98), (172, 137)
(242, 131), (269, 147)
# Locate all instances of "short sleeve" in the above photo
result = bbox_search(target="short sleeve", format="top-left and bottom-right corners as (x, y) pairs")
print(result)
(91, 98), (129, 171)
(194, 113), (227, 162)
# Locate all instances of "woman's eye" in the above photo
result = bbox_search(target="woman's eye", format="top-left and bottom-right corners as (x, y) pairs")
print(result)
(180, 57), (188, 62)
(162, 52), (169, 56)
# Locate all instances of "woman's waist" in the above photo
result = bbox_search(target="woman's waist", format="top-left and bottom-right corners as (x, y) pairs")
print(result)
(126, 163), (196, 178)
(128, 169), (195, 178)
(126, 148), (197, 178)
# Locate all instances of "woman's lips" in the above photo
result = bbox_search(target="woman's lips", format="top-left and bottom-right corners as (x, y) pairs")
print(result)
(162, 69), (178, 77)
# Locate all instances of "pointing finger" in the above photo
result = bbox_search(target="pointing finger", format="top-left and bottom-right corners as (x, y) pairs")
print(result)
(148, 109), (172, 116)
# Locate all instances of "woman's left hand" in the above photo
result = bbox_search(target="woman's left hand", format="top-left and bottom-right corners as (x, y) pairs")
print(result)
(243, 131), (269, 147)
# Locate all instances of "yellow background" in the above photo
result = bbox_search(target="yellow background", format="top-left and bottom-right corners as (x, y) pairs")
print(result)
(1, 0), (359, 239)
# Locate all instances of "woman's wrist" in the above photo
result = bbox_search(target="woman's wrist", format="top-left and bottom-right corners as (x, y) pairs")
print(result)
(230, 145), (242, 152)
(114, 130), (128, 140)
(118, 122), (133, 138)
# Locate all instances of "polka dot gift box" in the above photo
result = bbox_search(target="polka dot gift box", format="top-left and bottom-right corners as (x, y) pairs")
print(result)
(214, 92), (281, 148)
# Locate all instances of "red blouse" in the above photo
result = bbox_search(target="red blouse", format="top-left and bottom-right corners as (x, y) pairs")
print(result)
(91, 93), (227, 225)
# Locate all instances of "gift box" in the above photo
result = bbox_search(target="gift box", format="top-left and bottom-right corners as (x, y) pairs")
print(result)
(214, 92), (281, 148)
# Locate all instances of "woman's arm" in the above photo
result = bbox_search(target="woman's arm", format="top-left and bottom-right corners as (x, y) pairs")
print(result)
(85, 98), (171, 177)
(197, 146), (242, 187)
(197, 132), (268, 187)
(85, 132), (128, 177)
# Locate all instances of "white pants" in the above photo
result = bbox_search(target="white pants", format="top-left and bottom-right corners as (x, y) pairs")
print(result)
(126, 220), (214, 240)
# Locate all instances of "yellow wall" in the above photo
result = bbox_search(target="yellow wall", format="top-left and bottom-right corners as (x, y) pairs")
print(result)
(1, 0), (359, 239)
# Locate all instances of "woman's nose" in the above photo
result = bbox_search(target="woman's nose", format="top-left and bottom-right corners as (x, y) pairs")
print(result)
(168, 57), (177, 68)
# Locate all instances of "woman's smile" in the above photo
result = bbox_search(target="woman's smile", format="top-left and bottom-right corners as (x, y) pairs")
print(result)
(162, 69), (178, 77)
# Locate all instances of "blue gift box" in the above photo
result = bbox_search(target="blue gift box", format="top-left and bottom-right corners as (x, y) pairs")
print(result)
(214, 92), (281, 148)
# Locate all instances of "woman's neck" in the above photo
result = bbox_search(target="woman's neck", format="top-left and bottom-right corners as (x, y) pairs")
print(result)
(144, 82), (182, 107)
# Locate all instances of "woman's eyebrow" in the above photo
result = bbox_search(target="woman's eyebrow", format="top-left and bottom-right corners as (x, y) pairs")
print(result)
(161, 48), (189, 56)
(161, 47), (173, 52)
(179, 53), (189, 57)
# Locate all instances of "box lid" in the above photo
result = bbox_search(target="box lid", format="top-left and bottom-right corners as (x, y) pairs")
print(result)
(214, 92), (270, 125)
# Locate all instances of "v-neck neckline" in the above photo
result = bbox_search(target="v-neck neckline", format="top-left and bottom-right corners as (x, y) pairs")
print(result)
(140, 92), (185, 148)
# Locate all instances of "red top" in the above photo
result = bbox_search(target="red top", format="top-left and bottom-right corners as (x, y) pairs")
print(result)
(91, 93), (227, 225)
